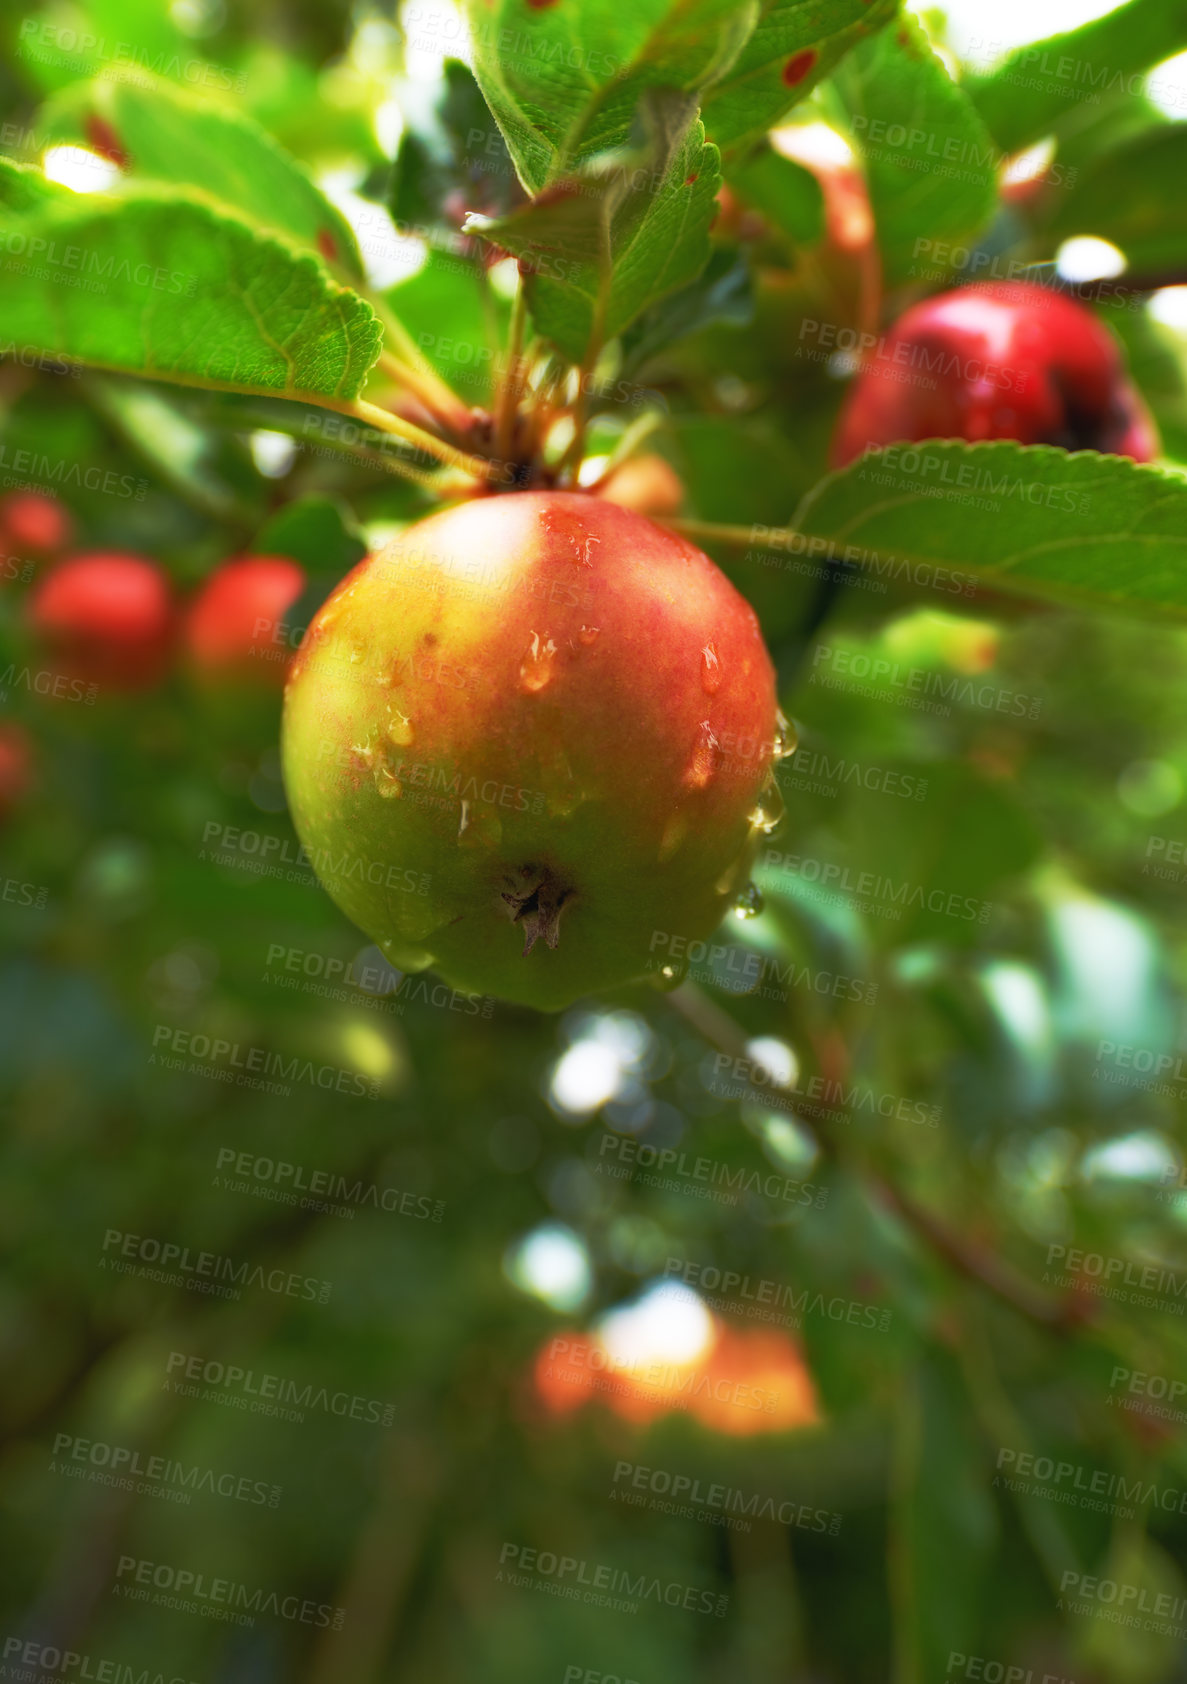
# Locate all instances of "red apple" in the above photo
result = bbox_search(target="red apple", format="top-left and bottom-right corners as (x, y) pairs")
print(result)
(184, 554), (306, 688)
(1, 492), (71, 557)
(282, 491), (781, 1010)
(832, 280), (1159, 466)
(594, 454), (685, 518)
(28, 551), (175, 691)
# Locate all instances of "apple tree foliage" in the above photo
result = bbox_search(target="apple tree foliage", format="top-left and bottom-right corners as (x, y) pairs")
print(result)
(3, 0), (1187, 1679)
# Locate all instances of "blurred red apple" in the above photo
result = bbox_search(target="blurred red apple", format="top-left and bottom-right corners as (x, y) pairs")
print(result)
(184, 554), (306, 688)
(28, 551), (175, 691)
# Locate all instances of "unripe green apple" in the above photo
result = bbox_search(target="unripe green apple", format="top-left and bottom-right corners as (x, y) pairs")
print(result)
(282, 492), (781, 1010)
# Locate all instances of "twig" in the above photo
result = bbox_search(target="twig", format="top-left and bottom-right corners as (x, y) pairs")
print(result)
(666, 981), (1086, 1335)
(661, 517), (773, 547)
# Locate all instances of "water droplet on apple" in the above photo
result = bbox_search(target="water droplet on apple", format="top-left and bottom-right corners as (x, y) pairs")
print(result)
(520, 631), (558, 693)
(389, 942), (435, 974)
(772, 709), (797, 763)
(748, 775), (786, 835)
(701, 643), (722, 694)
(374, 763), (402, 799)
(387, 710), (414, 746)
(733, 882), (765, 919)
(578, 624), (600, 646)
(683, 720), (719, 789)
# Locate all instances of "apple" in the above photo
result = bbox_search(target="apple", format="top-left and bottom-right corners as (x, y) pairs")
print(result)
(1, 492), (71, 558)
(594, 454), (685, 518)
(28, 551), (175, 691)
(184, 554), (307, 688)
(282, 491), (781, 1010)
(832, 280), (1160, 465)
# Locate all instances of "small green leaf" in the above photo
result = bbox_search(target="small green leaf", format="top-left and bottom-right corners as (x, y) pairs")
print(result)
(40, 71), (364, 279)
(465, 0), (756, 193)
(700, 0), (899, 154)
(835, 15), (999, 290)
(1049, 124), (1187, 276)
(795, 441), (1187, 617)
(966, 0), (1187, 156)
(466, 91), (720, 364)
(1, 184), (381, 405)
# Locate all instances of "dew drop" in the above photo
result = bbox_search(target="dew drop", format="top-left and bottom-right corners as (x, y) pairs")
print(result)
(374, 764), (402, 799)
(733, 882), (765, 920)
(772, 708), (797, 764)
(701, 643), (722, 695)
(683, 720), (720, 790)
(748, 775), (786, 836)
(386, 710), (414, 746)
(651, 960), (688, 993)
(520, 631), (558, 693)
(386, 941), (435, 974)
(578, 625), (600, 646)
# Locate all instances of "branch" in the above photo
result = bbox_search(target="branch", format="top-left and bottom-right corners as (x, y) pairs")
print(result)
(667, 981), (1088, 1336)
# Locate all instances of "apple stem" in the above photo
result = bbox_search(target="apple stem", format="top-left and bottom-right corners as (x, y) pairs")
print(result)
(375, 349), (473, 436)
(350, 400), (502, 484)
(494, 283), (528, 464)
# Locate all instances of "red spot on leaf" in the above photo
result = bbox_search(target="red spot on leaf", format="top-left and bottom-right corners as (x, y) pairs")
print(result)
(526, 0), (558, 10)
(684, 173), (698, 185)
(781, 49), (817, 87)
(84, 114), (128, 168)
(317, 229), (338, 263)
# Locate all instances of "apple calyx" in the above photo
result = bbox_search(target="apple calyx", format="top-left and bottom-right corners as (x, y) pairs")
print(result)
(500, 863), (574, 954)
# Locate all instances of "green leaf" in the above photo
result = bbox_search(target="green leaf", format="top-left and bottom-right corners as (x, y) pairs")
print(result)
(392, 58), (522, 228)
(82, 374), (260, 527)
(385, 249), (505, 407)
(1, 184), (381, 405)
(891, 1352), (997, 1683)
(466, 91), (720, 363)
(253, 495), (367, 575)
(795, 441), (1187, 617)
(725, 141), (824, 249)
(834, 15), (999, 290)
(619, 247), (753, 372)
(965, 0), (1187, 156)
(465, 0), (756, 193)
(1048, 124), (1187, 276)
(40, 70), (364, 279)
(699, 0), (899, 154)
(0, 156), (62, 212)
